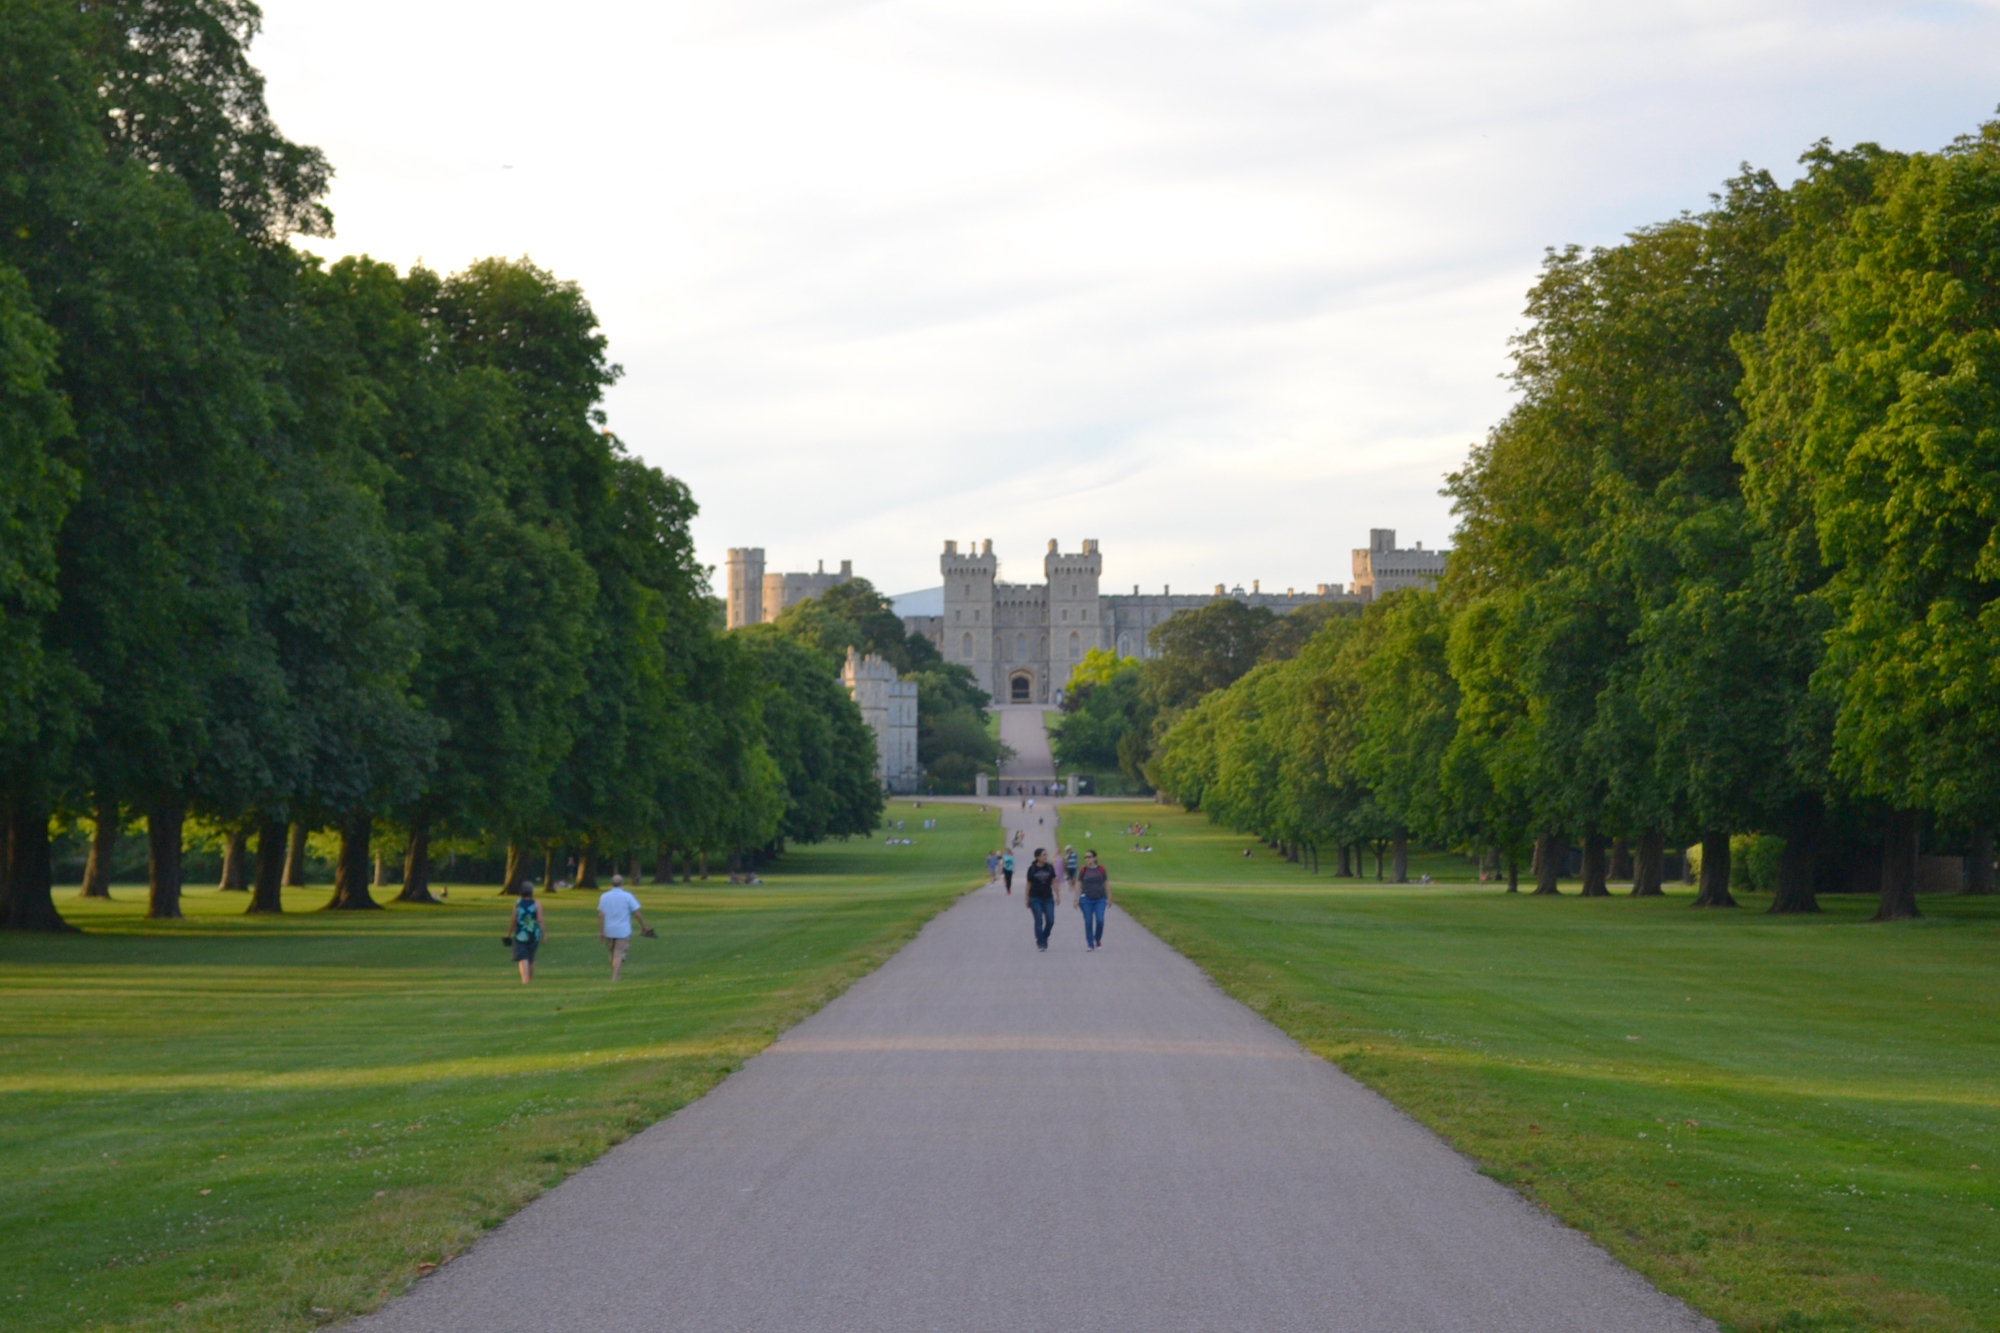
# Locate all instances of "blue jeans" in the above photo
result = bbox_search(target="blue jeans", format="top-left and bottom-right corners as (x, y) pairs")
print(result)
(1029, 896), (1055, 948)
(1080, 896), (1105, 947)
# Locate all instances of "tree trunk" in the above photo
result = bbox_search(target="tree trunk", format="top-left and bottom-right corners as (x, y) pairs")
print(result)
(147, 799), (187, 920)
(1505, 848), (1519, 893)
(1691, 829), (1737, 908)
(1579, 829), (1610, 897)
(502, 843), (524, 894)
(1391, 826), (1409, 883)
(325, 815), (381, 910)
(1336, 843), (1351, 877)
(1967, 825), (1995, 896)
(654, 847), (671, 884)
(372, 852), (386, 887)
(577, 843), (598, 890)
(1873, 808), (1921, 922)
(397, 816), (439, 904)
(542, 841), (556, 892)
(248, 817), (286, 914)
(4, 798), (73, 931)
(218, 827), (249, 890)
(79, 804), (119, 899)
(1769, 796), (1823, 914)
(699, 851), (709, 881)
(1631, 830), (1665, 897)
(1532, 832), (1563, 894)
(1610, 836), (1632, 882)
(283, 822), (309, 887)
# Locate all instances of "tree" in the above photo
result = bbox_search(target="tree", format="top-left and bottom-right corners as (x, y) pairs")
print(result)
(737, 628), (883, 844)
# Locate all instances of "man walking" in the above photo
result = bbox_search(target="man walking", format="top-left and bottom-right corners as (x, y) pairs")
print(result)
(597, 873), (650, 982)
(1001, 850), (1015, 894)
(1078, 850), (1109, 950)
(1025, 849), (1058, 951)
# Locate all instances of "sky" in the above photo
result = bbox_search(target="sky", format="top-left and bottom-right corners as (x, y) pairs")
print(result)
(257, 1), (2000, 597)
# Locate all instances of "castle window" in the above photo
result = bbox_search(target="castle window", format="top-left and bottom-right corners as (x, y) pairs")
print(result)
(1061, 609), (1068, 621)
(1014, 633), (1026, 661)
(1118, 635), (1129, 656)
(1069, 631), (1081, 659)
(961, 632), (973, 660)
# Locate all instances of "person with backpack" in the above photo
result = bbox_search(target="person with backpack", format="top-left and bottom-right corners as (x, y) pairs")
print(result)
(1078, 851), (1110, 951)
(1025, 849), (1058, 951)
(1001, 850), (1015, 894)
(508, 883), (545, 984)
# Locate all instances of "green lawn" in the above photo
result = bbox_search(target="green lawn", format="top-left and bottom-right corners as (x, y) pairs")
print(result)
(1064, 802), (2000, 1333)
(0, 801), (995, 1333)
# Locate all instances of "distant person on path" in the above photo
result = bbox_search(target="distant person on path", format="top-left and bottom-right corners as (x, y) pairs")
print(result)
(1063, 846), (1079, 899)
(1002, 851), (1015, 893)
(986, 850), (1000, 884)
(1026, 849), (1058, 951)
(597, 874), (651, 982)
(1079, 851), (1109, 950)
(509, 883), (544, 984)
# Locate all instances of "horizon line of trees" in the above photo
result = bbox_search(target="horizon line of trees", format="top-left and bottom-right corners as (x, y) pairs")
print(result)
(0, 0), (886, 932)
(1090, 119), (2000, 921)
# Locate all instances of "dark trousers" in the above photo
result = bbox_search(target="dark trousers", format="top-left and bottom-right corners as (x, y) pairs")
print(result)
(1029, 896), (1055, 948)
(1003, 870), (1013, 890)
(1080, 896), (1105, 947)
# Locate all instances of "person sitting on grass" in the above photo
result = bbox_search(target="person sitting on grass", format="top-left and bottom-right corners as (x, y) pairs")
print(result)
(509, 883), (544, 985)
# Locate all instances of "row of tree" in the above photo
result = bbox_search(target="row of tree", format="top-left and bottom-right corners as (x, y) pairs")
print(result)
(1086, 121), (2000, 920)
(0, 1), (886, 930)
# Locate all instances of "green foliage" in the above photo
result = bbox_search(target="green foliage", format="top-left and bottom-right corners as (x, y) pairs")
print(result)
(0, 7), (846, 926)
(737, 627), (883, 843)
(772, 579), (995, 792)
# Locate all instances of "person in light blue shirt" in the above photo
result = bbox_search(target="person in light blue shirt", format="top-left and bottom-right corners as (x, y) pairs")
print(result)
(596, 875), (650, 982)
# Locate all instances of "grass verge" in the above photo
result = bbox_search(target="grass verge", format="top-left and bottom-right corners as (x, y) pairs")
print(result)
(0, 801), (994, 1333)
(1062, 802), (2000, 1333)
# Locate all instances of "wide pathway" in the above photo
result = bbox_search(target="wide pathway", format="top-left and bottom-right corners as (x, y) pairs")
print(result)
(354, 800), (1710, 1333)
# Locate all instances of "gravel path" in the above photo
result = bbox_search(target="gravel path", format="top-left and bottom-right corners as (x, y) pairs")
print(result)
(352, 801), (1710, 1333)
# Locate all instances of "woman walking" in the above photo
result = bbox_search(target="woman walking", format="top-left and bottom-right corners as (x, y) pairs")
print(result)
(1078, 851), (1109, 951)
(1025, 849), (1058, 951)
(509, 882), (545, 984)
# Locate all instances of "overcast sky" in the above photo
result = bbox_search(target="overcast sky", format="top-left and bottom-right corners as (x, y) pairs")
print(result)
(259, 1), (2000, 597)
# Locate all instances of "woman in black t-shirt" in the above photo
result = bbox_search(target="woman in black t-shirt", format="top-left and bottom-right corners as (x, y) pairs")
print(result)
(1025, 850), (1058, 951)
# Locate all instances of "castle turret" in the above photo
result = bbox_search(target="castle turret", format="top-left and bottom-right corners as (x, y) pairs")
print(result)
(1045, 539), (1103, 689)
(726, 547), (765, 629)
(941, 538), (999, 696)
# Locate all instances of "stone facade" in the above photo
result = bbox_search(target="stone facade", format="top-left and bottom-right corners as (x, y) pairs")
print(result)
(1351, 529), (1447, 602)
(922, 539), (1362, 705)
(840, 647), (920, 793)
(724, 549), (855, 629)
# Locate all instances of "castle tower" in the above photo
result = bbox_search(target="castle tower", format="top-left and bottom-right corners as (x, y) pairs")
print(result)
(940, 538), (998, 698)
(1045, 538), (1103, 692)
(726, 547), (765, 629)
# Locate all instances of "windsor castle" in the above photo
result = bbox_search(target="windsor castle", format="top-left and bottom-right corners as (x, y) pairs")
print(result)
(727, 531), (1445, 709)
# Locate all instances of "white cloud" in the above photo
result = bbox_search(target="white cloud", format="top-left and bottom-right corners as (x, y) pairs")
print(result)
(259, 0), (2000, 594)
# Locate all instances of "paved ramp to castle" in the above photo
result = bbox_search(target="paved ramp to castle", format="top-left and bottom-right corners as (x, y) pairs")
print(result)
(352, 793), (1710, 1333)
